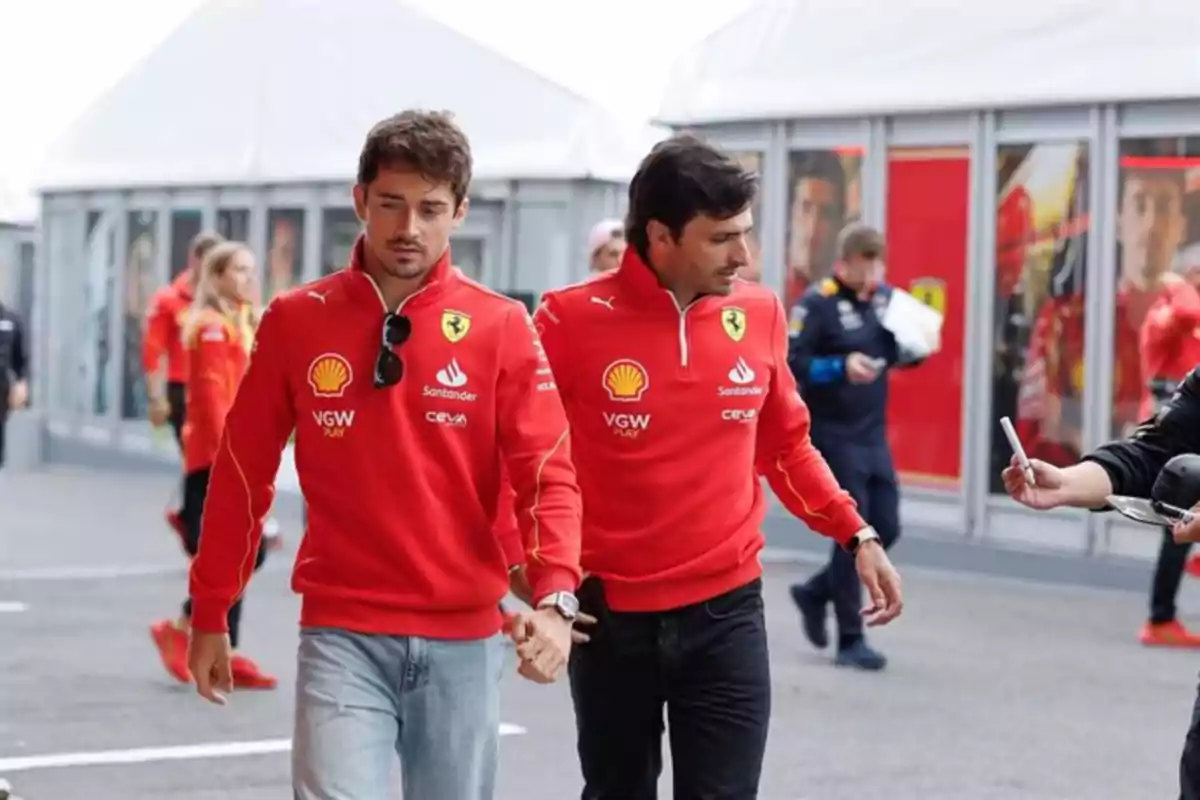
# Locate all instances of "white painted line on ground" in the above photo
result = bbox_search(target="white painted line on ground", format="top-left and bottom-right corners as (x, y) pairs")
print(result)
(0, 726), (528, 773)
(0, 601), (28, 613)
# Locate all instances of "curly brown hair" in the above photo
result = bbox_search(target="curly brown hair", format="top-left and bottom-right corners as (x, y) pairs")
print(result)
(357, 110), (473, 206)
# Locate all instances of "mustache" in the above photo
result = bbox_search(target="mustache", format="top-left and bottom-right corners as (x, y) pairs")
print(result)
(387, 239), (423, 250)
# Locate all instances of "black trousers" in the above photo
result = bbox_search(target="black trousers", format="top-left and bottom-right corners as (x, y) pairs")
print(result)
(1152, 526), (1193, 624)
(178, 467), (266, 649)
(569, 577), (771, 800)
(801, 437), (902, 647)
(166, 381), (186, 450)
(1180, 681), (1200, 799)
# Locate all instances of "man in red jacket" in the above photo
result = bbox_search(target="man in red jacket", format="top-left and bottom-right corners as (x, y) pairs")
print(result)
(143, 231), (224, 535)
(513, 134), (902, 799)
(186, 110), (583, 800)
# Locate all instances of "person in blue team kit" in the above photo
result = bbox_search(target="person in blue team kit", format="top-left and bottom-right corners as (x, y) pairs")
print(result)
(786, 222), (924, 671)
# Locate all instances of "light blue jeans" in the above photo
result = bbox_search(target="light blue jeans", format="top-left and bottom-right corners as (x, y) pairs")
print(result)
(293, 627), (506, 800)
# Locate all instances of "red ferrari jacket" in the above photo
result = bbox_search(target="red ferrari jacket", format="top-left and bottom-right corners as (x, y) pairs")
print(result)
(143, 273), (195, 384)
(189, 239), (582, 639)
(1141, 281), (1200, 386)
(182, 307), (250, 473)
(502, 250), (866, 612)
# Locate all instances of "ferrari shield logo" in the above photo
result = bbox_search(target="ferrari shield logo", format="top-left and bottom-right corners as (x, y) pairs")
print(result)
(441, 309), (471, 343)
(908, 277), (947, 315)
(721, 307), (747, 342)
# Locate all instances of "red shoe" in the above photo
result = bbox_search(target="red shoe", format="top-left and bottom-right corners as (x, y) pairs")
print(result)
(1140, 620), (1200, 648)
(230, 655), (277, 690)
(150, 620), (192, 683)
(1186, 554), (1200, 579)
(165, 511), (189, 555)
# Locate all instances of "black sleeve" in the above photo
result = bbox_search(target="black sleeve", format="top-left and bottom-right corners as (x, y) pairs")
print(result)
(1082, 367), (1200, 497)
(10, 311), (27, 381)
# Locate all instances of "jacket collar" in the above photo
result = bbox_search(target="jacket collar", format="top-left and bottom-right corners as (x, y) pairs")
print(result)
(346, 234), (456, 313)
(172, 271), (194, 301)
(614, 248), (718, 312)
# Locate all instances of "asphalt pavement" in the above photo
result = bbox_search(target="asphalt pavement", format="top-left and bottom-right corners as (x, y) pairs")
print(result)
(2, 466), (1199, 799)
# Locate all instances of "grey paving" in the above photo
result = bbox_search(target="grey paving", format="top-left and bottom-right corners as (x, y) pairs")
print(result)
(1, 466), (1198, 799)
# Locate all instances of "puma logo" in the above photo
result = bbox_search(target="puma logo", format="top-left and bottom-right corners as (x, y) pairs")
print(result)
(307, 291), (328, 304)
(590, 296), (615, 310)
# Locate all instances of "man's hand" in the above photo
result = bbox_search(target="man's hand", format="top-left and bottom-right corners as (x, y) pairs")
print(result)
(1002, 455), (1069, 510)
(188, 631), (233, 705)
(507, 567), (596, 644)
(508, 608), (572, 683)
(148, 395), (170, 427)
(1175, 505), (1200, 544)
(845, 352), (880, 384)
(8, 380), (28, 411)
(854, 541), (902, 626)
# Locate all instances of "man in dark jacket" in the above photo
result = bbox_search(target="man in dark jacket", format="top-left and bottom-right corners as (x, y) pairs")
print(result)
(1004, 365), (1200, 798)
(0, 301), (29, 469)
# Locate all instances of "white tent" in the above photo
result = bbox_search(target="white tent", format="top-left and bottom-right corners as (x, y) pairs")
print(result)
(37, 0), (662, 191)
(659, 0), (1200, 125)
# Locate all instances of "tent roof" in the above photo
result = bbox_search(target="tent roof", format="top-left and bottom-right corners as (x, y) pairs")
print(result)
(37, 0), (664, 193)
(658, 0), (1200, 125)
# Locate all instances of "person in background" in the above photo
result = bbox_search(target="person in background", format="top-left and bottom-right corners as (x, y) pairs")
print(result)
(1134, 242), (1200, 646)
(143, 231), (225, 541)
(586, 218), (625, 273)
(149, 241), (276, 690)
(1002, 366), (1200, 799)
(786, 222), (924, 671)
(0, 299), (29, 470)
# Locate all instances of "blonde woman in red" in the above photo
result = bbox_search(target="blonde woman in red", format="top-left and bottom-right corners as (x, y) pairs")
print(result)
(150, 242), (276, 690)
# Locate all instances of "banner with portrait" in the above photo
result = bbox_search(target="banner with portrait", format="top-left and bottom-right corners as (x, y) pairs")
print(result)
(785, 148), (863, 310)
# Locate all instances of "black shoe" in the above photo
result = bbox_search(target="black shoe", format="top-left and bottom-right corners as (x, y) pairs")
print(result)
(789, 583), (828, 650)
(834, 640), (887, 671)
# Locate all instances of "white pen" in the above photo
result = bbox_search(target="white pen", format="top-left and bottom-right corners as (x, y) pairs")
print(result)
(999, 416), (1034, 486)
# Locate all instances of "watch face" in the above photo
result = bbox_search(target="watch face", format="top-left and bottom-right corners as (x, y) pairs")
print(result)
(558, 593), (580, 618)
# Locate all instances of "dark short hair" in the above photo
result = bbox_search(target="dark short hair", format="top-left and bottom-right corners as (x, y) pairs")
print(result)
(190, 231), (225, 261)
(836, 222), (885, 261)
(625, 133), (758, 260)
(357, 110), (473, 206)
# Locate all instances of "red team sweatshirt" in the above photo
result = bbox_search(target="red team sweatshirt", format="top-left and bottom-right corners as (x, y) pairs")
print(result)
(188, 240), (582, 639)
(502, 250), (867, 612)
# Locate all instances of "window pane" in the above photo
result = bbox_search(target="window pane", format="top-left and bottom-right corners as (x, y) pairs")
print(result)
(321, 208), (359, 275)
(885, 147), (970, 489)
(170, 210), (202, 279)
(266, 208), (304, 298)
(217, 208), (249, 242)
(83, 211), (118, 416)
(988, 142), (1089, 492)
(122, 210), (158, 420)
(785, 148), (864, 310)
(452, 237), (484, 282)
(1112, 137), (1200, 437)
(730, 151), (763, 282)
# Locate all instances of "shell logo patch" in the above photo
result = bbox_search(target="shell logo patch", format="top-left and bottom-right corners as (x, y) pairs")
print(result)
(308, 353), (354, 398)
(602, 359), (649, 402)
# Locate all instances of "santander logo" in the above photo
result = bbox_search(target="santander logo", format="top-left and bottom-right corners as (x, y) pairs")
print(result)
(436, 359), (468, 388)
(728, 358), (755, 385)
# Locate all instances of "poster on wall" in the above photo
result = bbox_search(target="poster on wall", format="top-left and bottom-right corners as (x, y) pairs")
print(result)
(1109, 138), (1200, 437)
(122, 210), (158, 420)
(267, 209), (305, 299)
(785, 148), (864, 310)
(988, 143), (1089, 492)
(884, 147), (969, 489)
(729, 151), (763, 282)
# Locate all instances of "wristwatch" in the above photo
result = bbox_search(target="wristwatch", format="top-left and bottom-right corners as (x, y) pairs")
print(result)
(844, 527), (881, 555)
(536, 591), (580, 621)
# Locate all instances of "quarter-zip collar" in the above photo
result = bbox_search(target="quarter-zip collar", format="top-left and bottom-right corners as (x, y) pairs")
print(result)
(346, 234), (457, 313)
(614, 248), (714, 314)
